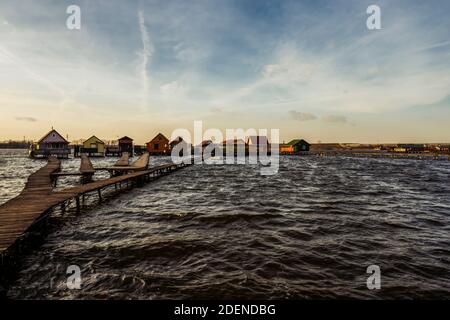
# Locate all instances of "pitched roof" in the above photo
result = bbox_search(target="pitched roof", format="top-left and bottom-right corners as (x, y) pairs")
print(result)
(287, 139), (310, 146)
(197, 140), (213, 147)
(147, 133), (169, 144)
(83, 135), (105, 144)
(38, 129), (69, 144)
(118, 136), (133, 141)
(170, 136), (184, 144)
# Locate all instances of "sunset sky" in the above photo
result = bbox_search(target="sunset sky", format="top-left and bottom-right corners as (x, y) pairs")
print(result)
(1, 0), (450, 144)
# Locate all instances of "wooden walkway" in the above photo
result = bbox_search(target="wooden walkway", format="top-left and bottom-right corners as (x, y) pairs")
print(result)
(114, 152), (129, 166)
(0, 157), (61, 255)
(95, 152), (150, 175)
(0, 157), (191, 257)
(80, 154), (95, 174)
(51, 154), (95, 177)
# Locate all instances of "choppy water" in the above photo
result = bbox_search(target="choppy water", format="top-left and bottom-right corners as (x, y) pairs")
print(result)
(1, 149), (450, 299)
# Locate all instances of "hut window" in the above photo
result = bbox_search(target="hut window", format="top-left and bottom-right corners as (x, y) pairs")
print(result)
(154, 143), (159, 150)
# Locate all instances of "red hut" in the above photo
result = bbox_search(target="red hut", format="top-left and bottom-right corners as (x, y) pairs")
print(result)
(118, 136), (133, 155)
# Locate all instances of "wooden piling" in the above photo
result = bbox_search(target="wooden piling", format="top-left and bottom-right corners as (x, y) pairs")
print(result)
(76, 196), (80, 214)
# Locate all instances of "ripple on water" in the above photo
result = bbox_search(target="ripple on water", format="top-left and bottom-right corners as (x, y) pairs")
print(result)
(2, 151), (450, 299)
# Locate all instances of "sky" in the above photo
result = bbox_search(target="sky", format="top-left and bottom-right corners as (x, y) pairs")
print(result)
(1, 0), (450, 144)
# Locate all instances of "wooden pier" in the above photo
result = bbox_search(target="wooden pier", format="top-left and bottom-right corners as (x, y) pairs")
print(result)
(51, 154), (96, 184)
(0, 156), (192, 258)
(0, 157), (61, 257)
(96, 152), (150, 176)
(114, 152), (130, 166)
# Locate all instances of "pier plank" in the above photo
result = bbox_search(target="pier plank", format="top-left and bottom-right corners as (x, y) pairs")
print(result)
(114, 152), (130, 166)
(80, 154), (95, 174)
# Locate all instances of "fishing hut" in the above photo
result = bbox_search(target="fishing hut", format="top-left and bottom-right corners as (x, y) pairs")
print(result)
(118, 136), (134, 156)
(147, 133), (170, 155)
(394, 144), (426, 153)
(170, 136), (192, 157)
(105, 143), (121, 157)
(77, 135), (105, 157)
(29, 128), (70, 159)
(280, 139), (310, 155)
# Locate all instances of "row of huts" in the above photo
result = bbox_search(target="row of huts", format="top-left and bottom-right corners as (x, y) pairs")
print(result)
(28, 128), (311, 159)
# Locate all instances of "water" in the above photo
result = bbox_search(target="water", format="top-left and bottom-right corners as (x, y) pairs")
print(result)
(1, 149), (449, 299)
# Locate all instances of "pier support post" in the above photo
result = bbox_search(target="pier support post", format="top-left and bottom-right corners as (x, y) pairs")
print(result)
(76, 196), (80, 214)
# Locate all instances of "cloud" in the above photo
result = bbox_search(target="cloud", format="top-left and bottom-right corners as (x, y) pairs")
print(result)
(262, 61), (314, 83)
(322, 115), (347, 123)
(288, 110), (317, 121)
(210, 106), (223, 113)
(0, 47), (67, 100)
(160, 81), (185, 97)
(138, 10), (153, 109)
(174, 42), (208, 63)
(15, 116), (37, 122)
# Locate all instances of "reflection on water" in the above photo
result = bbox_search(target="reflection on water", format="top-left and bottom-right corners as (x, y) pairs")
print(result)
(1, 149), (450, 299)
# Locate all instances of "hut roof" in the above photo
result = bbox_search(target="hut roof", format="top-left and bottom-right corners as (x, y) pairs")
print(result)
(118, 136), (133, 142)
(201, 140), (213, 147)
(170, 136), (184, 145)
(37, 129), (69, 144)
(147, 133), (169, 144)
(83, 135), (105, 145)
(286, 139), (310, 146)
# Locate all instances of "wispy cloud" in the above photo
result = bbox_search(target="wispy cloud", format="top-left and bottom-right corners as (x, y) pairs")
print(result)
(322, 115), (347, 124)
(138, 10), (153, 109)
(0, 46), (67, 100)
(288, 110), (317, 121)
(210, 106), (223, 113)
(15, 116), (37, 122)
